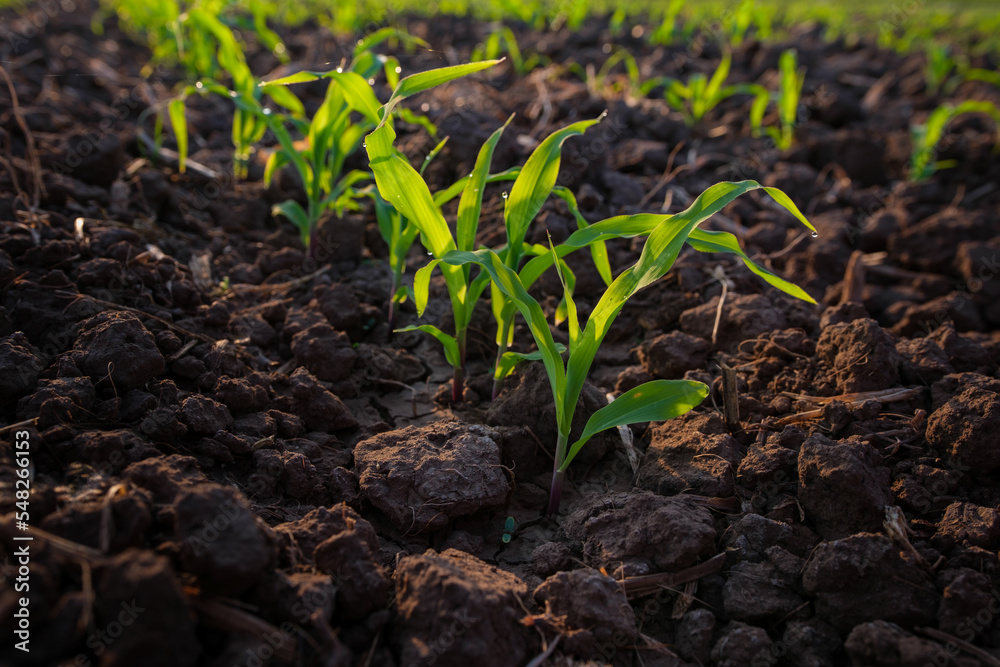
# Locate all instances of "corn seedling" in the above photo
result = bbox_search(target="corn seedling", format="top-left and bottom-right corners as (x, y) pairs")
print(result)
(649, 0), (687, 45)
(662, 50), (767, 128)
(367, 110), (606, 402)
(151, 8), (303, 179)
(372, 134), (450, 328)
(925, 43), (964, 95)
(365, 109), (517, 402)
(909, 100), (1000, 182)
(472, 25), (545, 76)
(755, 49), (805, 151)
(99, 0), (288, 80)
(257, 34), (468, 249)
(577, 49), (668, 101)
(440, 180), (816, 515)
(486, 115), (611, 401)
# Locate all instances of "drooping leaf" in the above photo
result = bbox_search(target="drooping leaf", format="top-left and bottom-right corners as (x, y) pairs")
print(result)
(395, 324), (461, 368)
(561, 380), (709, 470)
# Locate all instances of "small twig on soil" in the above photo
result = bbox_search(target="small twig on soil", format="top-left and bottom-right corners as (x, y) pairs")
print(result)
(841, 250), (866, 305)
(525, 635), (561, 667)
(0, 64), (45, 212)
(0, 418), (37, 436)
(710, 269), (729, 346)
(54, 290), (217, 345)
(136, 130), (221, 179)
(619, 552), (726, 599)
(916, 627), (1000, 667)
(780, 387), (921, 409)
(190, 598), (297, 662)
(636, 141), (689, 210)
(720, 364), (741, 435)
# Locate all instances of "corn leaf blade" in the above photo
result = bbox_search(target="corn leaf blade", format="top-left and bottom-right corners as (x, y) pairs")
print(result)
(561, 380), (709, 471)
(396, 325), (461, 368)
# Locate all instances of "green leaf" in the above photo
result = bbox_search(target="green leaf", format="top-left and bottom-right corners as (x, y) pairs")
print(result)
(259, 71), (319, 87)
(504, 115), (604, 263)
(561, 380), (709, 471)
(458, 115), (513, 252)
(272, 200), (312, 247)
(494, 345), (567, 386)
(354, 27), (429, 59)
(548, 234), (579, 350)
(687, 229), (816, 303)
(395, 324), (461, 368)
(413, 259), (440, 316)
(381, 60), (503, 121)
(320, 70), (382, 125)
(366, 123), (455, 258)
(167, 98), (188, 173)
(441, 248), (568, 431)
(262, 83), (305, 117)
(419, 136), (449, 176)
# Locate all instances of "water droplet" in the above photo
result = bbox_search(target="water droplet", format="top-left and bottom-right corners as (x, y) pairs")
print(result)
(229, 90), (237, 98)
(810, 231), (818, 238)
(395, 66), (402, 74)
(368, 78), (375, 85)
(502, 192), (508, 199)
(336, 67), (343, 73)
(195, 81), (204, 89)
(357, 39), (364, 46)
(362, 142), (366, 148)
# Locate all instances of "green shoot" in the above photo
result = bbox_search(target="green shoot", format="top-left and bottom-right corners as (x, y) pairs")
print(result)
(147, 7), (303, 179)
(582, 48), (668, 101)
(365, 107), (511, 402)
(488, 115), (608, 400)
(662, 50), (767, 128)
(909, 100), (1000, 182)
(373, 134), (448, 329)
(440, 181), (816, 515)
(925, 43), (963, 96)
(472, 25), (544, 76)
(259, 55), (497, 249)
(756, 49), (805, 151)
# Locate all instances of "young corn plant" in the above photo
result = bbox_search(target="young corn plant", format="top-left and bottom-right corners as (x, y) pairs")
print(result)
(440, 181), (817, 515)
(372, 135), (448, 329)
(662, 50), (767, 128)
(909, 100), (1000, 181)
(486, 115), (611, 400)
(575, 49), (668, 102)
(366, 112), (601, 402)
(755, 49), (805, 151)
(153, 8), (303, 179)
(472, 25), (545, 76)
(257, 37), (472, 249)
(365, 113), (515, 402)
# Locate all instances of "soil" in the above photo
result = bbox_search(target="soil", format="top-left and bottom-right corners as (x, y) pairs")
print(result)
(3, 2), (1000, 666)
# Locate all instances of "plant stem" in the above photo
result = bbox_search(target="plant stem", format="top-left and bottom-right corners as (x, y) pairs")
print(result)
(387, 275), (397, 331)
(452, 327), (468, 404)
(547, 431), (569, 515)
(492, 337), (508, 400)
(492, 313), (513, 400)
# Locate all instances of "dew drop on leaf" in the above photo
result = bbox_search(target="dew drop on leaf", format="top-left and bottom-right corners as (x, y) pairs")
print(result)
(502, 191), (508, 199)
(336, 67), (343, 73)
(811, 231), (818, 238)
(368, 78), (375, 85)
(195, 81), (204, 89)
(395, 66), (402, 74)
